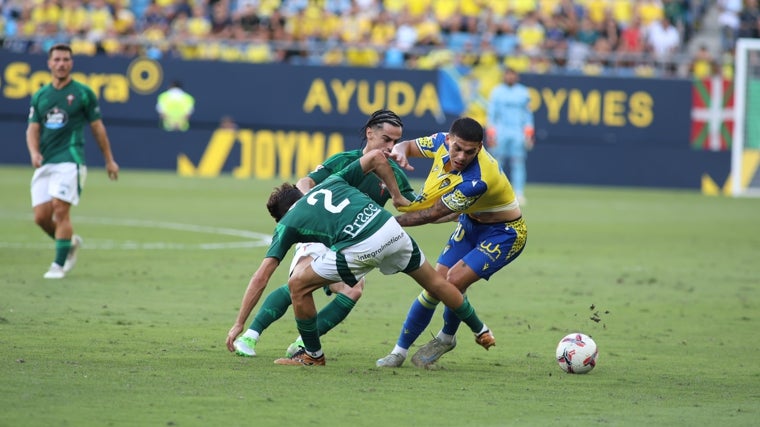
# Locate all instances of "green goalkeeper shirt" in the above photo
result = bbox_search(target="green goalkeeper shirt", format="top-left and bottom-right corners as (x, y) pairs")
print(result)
(265, 159), (394, 261)
(28, 79), (102, 165)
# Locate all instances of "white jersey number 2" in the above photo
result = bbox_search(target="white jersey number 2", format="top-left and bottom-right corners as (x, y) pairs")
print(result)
(307, 189), (350, 213)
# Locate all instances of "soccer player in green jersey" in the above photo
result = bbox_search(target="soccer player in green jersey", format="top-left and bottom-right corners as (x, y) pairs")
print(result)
(225, 150), (496, 366)
(26, 44), (119, 279)
(231, 110), (416, 358)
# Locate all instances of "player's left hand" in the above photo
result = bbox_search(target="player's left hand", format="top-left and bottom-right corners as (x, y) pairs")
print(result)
(226, 324), (243, 352)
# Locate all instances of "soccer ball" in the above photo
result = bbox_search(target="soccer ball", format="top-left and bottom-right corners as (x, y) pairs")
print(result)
(555, 333), (598, 374)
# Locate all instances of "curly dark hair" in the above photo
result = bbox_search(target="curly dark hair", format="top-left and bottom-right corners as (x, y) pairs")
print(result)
(266, 183), (303, 222)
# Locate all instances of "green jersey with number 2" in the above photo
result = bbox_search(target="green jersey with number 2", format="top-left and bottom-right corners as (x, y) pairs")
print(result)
(265, 158), (393, 260)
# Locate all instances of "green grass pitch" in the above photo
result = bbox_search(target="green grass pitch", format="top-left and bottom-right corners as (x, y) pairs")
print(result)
(1, 165), (758, 426)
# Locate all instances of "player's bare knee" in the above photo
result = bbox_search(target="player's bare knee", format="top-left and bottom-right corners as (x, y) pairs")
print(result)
(445, 270), (475, 292)
(33, 213), (49, 228)
(339, 283), (363, 302)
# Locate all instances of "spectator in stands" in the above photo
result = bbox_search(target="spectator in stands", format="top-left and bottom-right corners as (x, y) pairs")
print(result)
(599, 11), (621, 50)
(490, 18), (519, 56)
(739, 0), (760, 39)
(663, 0), (689, 41)
(575, 16), (600, 48)
(610, 0), (634, 28)
(345, 33), (381, 67)
(166, 0), (193, 22)
(718, 0), (743, 52)
(433, 0), (460, 22)
(647, 16), (681, 67)
(690, 44), (718, 78)
(113, 3), (137, 37)
(324, 0), (352, 16)
(210, 1), (233, 38)
(31, 0), (60, 30)
(586, 0), (609, 26)
(616, 15), (646, 70)
(139, 1), (169, 33)
(186, 3), (211, 39)
(0, 0), (714, 77)
(59, 0), (86, 36)
(280, 0), (309, 17)
(637, 0), (665, 27)
(394, 12), (419, 52)
(586, 37), (614, 75)
(516, 11), (545, 55)
(370, 9), (397, 47)
(542, 14), (569, 69)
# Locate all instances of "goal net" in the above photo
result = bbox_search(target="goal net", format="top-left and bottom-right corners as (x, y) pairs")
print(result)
(731, 38), (760, 197)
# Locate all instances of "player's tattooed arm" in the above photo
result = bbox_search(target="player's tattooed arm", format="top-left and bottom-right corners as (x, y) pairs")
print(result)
(432, 211), (460, 224)
(395, 199), (455, 227)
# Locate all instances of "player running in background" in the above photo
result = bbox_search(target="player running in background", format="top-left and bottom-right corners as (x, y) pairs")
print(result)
(26, 43), (119, 279)
(231, 110), (416, 357)
(226, 150), (495, 366)
(376, 116), (527, 368)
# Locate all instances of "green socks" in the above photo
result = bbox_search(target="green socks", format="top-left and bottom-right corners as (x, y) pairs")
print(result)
(250, 284), (291, 332)
(453, 297), (484, 334)
(54, 239), (72, 267)
(295, 316), (320, 354)
(317, 293), (356, 335)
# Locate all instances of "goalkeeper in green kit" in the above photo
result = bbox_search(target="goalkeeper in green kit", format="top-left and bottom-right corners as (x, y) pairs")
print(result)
(225, 149), (496, 366)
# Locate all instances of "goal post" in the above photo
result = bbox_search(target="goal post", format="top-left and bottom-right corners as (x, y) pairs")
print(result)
(731, 38), (760, 197)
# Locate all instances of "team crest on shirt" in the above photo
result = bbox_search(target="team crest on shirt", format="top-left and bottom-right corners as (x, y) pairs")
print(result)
(43, 107), (68, 130)
(66, 94), (75, 105)
(438, 178), (451, 190)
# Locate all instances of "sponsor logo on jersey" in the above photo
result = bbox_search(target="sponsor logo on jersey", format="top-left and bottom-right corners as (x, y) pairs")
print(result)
(442, 189), (476, 211)
(44, 107), (68, 130)
(417, 136), (434, 149)
(342, 203), (381, 238)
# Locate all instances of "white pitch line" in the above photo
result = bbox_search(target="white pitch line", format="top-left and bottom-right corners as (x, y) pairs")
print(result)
(0, 215), (272, 250)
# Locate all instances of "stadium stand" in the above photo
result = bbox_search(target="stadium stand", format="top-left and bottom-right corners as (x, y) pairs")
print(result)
(0, 0), (755, 78)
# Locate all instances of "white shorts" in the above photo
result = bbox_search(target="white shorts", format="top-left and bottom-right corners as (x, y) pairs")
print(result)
(30, 163), (87, 207)
(288, 242), (329, 276)
(310, 219), (425, 286)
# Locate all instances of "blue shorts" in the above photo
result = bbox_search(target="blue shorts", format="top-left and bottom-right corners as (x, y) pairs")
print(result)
(437, 214), (527, 280)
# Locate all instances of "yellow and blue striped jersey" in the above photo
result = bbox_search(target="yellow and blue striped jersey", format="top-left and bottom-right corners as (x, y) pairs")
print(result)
(398, 132), (517, 214)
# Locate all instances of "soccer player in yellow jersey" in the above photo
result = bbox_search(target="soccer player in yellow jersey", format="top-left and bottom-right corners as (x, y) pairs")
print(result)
(377, 117), (527, 368)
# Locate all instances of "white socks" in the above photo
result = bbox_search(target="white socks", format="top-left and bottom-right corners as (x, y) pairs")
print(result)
(242, 329), (260, 340)
(391, 345), (408, 357)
